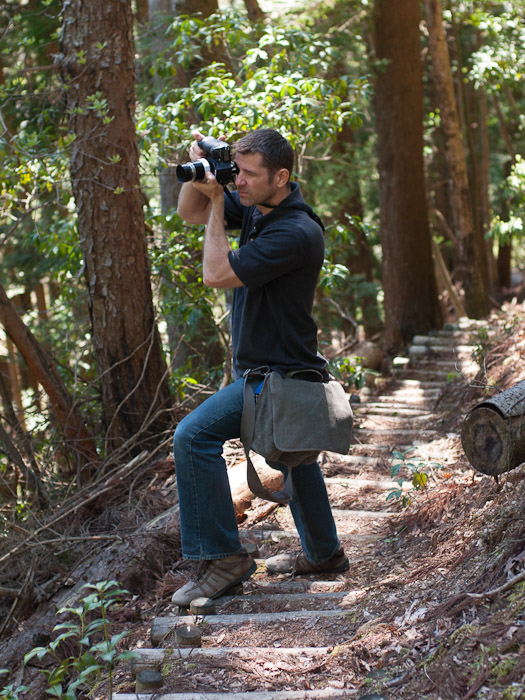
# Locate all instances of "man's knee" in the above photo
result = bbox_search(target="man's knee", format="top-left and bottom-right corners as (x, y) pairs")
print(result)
(173, 414), (194, 456)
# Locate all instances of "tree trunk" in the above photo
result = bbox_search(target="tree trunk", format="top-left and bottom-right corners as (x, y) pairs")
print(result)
(57, 0), (172, 454)
(243, 0), (265, 22)
(0, 283), (99, 472)
(461, 381), (525, 477)
(333, 123), (382, 339)
(373, 0), (442, 350)
(423, 0), (488, 318)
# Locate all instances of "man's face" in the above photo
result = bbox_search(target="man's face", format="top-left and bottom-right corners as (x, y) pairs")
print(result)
(234, 152), (285, 208)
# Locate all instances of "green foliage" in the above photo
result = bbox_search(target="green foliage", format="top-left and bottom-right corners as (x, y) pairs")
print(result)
(149, 222), (226, 383)
(387, 448), (444, 508)
(491, 156), (525, 249)
(21, 581), (134, 700)
(320, 217), (382, 330)
(466, 9), (525, 91)
(329, 356), (368, 390)
(137, 8), (370, 166)
(0, 674), (28, 700)
(471, 325), (491, 368)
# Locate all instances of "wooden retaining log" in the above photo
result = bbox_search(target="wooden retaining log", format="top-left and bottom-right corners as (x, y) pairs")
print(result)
(461, 380), (525, 476)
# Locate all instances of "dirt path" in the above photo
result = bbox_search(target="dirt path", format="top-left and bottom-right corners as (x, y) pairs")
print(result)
(105, 318), (525, 700)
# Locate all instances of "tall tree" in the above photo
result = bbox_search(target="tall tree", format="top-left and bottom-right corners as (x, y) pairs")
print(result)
(423, 0), (489, 318)
(57, 0), (172, 454)
(373, 0), (442, 349)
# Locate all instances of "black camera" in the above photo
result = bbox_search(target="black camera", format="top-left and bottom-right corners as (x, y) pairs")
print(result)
(176, 137), (239, 186)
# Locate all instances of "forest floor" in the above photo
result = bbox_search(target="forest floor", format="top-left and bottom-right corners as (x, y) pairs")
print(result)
(2, 297), (525, 700)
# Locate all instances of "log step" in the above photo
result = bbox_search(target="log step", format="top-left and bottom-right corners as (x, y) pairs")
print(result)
(324, 476), (409, 491)
(115, 690), (356, 699)
(248, 528), (380, 545)
(150, 609), (350, 644)
(130, 646), (332, 675)
(352, 404), (433, 416)
(213, 589), (366, 612)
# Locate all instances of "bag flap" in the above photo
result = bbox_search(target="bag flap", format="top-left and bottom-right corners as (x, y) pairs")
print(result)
(267, 373), (353, 455)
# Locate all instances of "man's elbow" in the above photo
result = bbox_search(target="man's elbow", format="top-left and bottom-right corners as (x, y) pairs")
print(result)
(203, 271), (225, 288)
(177, 205), (207, 225)
(203, 267), (243, 289)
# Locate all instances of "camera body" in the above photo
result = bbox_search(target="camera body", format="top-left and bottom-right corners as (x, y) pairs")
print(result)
(176, 137), (239, 186)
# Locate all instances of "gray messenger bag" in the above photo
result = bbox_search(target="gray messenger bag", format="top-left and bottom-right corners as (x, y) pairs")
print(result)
(240, 367), (353, 504)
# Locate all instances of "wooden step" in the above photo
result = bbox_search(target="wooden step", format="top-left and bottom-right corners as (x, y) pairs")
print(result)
(324, 476), (409, 491)
(114, 689), (356, 699)
(353, 404), (433, 416)
(150, 609), (352, 644)
(130, 645), (332, 675)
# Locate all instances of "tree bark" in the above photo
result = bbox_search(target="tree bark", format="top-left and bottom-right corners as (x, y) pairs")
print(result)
(243, 0), (265, 22)
(333, 123), (382, 339)
(0, 283), (99, 472)
(423, 0), (489, 318)
(373, 0), (442, 350)
(57, 0), (172, 454)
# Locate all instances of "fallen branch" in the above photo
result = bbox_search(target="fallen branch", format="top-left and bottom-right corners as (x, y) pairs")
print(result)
(467, 568), (525, 600)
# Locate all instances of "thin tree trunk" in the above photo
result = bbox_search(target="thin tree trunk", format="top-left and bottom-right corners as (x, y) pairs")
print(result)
(423, 0), (488, 318)
(0, 283), (99, 472)
(334, 123), (382, 339)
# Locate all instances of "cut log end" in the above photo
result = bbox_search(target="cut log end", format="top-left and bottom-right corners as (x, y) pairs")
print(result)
(461, 406), (525, 476)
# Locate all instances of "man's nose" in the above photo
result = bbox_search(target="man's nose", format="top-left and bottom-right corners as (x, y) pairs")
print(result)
(235, 172), (245, 186)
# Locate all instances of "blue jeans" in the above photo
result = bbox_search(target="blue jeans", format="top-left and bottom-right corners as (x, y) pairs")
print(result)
(173, 377), (342, 562)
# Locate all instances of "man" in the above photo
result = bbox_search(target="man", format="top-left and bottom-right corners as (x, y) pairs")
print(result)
(171, 128), (348, 607)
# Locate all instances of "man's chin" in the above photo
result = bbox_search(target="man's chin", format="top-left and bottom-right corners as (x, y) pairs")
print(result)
(238, 193), (254, 205)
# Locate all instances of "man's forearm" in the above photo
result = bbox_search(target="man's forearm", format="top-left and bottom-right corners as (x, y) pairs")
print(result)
(177, 182), (211, 224)
(203, 199), (243, 289)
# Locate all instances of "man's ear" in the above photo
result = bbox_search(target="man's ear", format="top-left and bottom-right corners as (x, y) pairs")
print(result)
(275, 168), (290, 188)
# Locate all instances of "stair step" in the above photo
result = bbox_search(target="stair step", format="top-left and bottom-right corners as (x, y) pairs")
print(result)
(214, 589), (366, 612)
(324, 476), (408, 491)
(249, 529), (379, 545)
(353, 404), (433, 416)
(114, 689), (356, 699)
(150, 609), (351, 644)
(353, 427), (438, 437)
(130, 645), (332, 675)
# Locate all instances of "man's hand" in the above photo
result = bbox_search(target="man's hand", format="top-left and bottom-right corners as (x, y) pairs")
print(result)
(177, 130), (223, 224)
(188, 130), (227, 164)
(188, 130), (207, 162)
(183, 130), (226, 205)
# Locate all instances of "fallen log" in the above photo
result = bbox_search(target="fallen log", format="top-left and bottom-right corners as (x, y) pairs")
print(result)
(461, 380), (525, 476)
(228, 454), (283, 517)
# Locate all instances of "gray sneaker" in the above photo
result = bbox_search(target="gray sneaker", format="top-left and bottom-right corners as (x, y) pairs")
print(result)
(265, 548), (349, 575)
(171, 553), (257, 607)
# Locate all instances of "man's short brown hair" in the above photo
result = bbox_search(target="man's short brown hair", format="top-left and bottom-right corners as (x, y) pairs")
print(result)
(234, 129), (294, 182)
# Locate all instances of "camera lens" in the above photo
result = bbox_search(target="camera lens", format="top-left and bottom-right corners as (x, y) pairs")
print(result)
(176, 158), (210, 183)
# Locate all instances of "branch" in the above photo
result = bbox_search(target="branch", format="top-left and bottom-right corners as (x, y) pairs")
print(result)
(467, 568), (525, 600)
